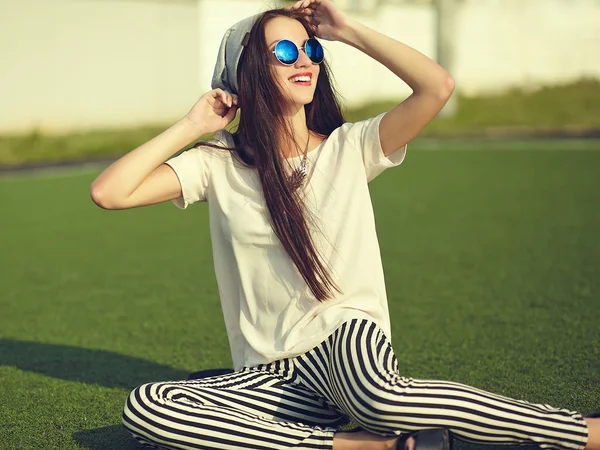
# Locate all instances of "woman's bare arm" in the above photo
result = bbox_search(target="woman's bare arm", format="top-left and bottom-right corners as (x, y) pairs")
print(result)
(90, 89), (238, 210)
(90, 118), (201, 210)
(338, 20), (454, 156)
(292, 0), (454, 156)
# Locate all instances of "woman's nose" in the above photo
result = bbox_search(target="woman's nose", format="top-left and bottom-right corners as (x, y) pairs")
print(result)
(295, 48), (312, 67)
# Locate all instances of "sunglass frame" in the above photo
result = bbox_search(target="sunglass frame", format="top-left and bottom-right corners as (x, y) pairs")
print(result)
(272, 38), (324, 66)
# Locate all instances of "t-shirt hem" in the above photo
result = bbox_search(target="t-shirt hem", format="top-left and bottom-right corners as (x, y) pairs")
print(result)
(238, 312), (390, 370)
(382, 144), (408, 167)
(374, 112), (408, 167)
(164, 159), (191, 209)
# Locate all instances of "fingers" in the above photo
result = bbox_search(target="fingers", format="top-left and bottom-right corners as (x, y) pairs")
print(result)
(300, 0), (321, 8)
(289, 0), (305, 9)
(209, 89), (239, 123)
(223, 103), (239, 123)
(286, 1), (306, 13)
(211, 88), (238, 108)
(289, 0), (320, 11)
(227, 93), (239, 107)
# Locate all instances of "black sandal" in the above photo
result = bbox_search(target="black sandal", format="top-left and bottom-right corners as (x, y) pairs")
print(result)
(397, 428), (452, 450)
(347, 427), (451, 450)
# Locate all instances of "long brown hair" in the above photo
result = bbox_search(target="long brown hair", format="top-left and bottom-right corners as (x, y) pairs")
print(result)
(226, 9), (345, 301)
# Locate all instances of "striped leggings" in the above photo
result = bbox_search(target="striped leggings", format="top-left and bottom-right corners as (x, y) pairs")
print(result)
(122, 319), (588, 449)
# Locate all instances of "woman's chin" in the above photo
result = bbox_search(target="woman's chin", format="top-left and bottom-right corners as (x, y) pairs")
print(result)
(295, 92), (317, 106)
(282, 96), (316, 113)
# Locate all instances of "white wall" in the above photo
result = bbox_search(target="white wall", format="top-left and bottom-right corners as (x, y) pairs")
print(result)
(454, 0), (600, 95)
(0, 0), (199, 133)
(196, 0), (272, 95)
(0, 0), (599, 134)
(320, 0), (600, 103)
(324, 3), (435, 107)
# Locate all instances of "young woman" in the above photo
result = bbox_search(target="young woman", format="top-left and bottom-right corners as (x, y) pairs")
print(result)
(91, 1), (598, 449)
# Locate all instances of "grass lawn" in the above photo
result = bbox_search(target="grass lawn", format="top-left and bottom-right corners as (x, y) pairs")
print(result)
(1, 140), (599, 449)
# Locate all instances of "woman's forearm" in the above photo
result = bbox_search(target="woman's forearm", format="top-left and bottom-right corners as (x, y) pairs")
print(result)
(91, 117), (205, 203)
(338, 19), (452, 95)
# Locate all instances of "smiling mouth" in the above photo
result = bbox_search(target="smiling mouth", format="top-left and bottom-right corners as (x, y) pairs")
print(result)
(289, 75), (312, 85)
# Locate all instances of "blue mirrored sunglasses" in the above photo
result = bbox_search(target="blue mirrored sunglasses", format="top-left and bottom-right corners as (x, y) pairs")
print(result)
(272, 38), (324, 66)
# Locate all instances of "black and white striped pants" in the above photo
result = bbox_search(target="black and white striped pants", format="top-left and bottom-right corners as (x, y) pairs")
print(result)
(122, 319), (588, 449)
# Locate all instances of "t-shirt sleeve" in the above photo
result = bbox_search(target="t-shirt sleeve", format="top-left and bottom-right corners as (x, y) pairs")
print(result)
(343, 112), (407, 182)
(164, 144), (213, 209)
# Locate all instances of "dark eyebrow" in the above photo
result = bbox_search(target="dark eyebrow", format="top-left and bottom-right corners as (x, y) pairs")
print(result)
(267, 38), (308, 50)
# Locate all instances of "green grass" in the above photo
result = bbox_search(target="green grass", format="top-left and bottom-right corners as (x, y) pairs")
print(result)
(344, 78), (600, 134)
(0, 125), (169, 168)
(1, 141), (600, 449)
(1, 79), (600, 167)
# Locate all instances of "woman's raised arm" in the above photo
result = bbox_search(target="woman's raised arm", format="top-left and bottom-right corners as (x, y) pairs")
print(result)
(90, 89), (238, 210)
(291, 0), (455, 156)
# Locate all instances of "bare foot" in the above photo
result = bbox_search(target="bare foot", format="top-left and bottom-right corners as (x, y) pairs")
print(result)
(585, 418), (600, 450)
(333, 430), (400, 450)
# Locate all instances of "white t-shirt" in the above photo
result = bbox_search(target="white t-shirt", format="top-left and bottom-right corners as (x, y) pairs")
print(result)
(165, 112), (406, 370)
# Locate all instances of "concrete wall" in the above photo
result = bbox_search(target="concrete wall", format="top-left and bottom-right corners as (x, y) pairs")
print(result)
(0, 0), (200, 133)
(455, 0), (600, 95)
(0, 0), (599, 133)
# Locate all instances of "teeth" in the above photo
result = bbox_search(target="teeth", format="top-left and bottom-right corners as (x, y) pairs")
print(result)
(290, 75), (311, 83)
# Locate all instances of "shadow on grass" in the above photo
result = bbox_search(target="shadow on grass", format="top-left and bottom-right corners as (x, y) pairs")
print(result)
(0, 338), (189, 389)
(72, 425), (144, 450)
(1, 340), (545, 450)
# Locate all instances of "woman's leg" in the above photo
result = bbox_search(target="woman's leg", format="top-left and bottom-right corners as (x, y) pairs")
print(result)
(122, 366), (344, 450)
(293, 319), (589, 450)
(586, 419), (600, 450)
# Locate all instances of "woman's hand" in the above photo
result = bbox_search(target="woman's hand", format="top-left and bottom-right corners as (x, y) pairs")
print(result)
(184, 89), (239, 136)
(288, 0), (349, 42)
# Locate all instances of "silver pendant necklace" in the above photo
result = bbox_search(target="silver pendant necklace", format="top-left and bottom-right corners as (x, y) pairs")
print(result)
(289, 134), (310, 191)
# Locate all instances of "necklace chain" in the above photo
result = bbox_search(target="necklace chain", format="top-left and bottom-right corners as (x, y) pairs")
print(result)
(289, 134), (310, 191)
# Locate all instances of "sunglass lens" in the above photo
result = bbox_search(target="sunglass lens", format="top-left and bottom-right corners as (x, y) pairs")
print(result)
(305, 38), (324, 64)
(274, 40), (299, 65)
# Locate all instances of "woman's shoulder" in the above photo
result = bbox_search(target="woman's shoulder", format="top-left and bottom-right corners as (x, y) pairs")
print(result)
(322, 113), (383, 145)
(193, 129), (234, 152)
(215, 129), (235, 148)
(190, 129), (252, 172)
(329, 113), (387, 145)
(189, 130), (236, 160)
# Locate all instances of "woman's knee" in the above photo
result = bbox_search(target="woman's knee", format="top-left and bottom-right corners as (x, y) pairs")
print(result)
(122, 381), (215, 433)
(122, 383), (156, 431)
